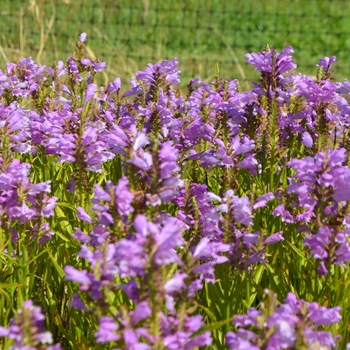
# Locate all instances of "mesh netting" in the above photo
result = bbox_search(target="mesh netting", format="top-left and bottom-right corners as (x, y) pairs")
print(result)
(1, 0), (348, 87)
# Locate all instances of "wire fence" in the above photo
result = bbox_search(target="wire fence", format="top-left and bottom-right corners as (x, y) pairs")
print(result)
(0, 0), (349, 87)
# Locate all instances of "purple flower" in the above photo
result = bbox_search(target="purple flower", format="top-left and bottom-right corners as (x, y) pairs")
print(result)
(304, 227), (330, 260)
(317, 56), (337, 73)
(0, 102), (32, 154)
(307, 303), (341, 327)
(129, 149), (153, 171)
(65, 244), (121, 302)
(119, 280), (139, 302)
(153, 220), (183, 265)
(67, 57), (83, 82)
(114, 239), (147, 277)
(93, 61), (107, 72)
(64, 266), (92, 286)
(184, 331), (212, 349)
(132, 215), (184, 266)
(8, 202), (37, 223)
(159, 141), (180, 179)
(233, 308), (261, 327)
(0, 159), (57, 238)
(161, 313), (212, 349)
(112, 177), (134, 216)
(95, 317), (120, 343)
(273, 204), (294, 223)
(131, 301), (151, 326)
(76, 206), (93, 224)
(41, 195), (57, 217)
(136, 58), (180, 87)
(226, 331), (260, 350)
(332, 166), (350, 202)
(246, 46), (296, 75)
(225, 191), (253, 226)
(301, 131), (313, 148)
(164, 272), (187, 294)
(123, 77), (142, 97)
(253, 192), (275, 209)
(192, 237), (229, 260)
(78, 32), (87, 43)
(107, 77), (122, 94)
(264, 231), (284, 245)
(70, 293), (89, 311)
(84, 83), (97, 105)
(304, 225), (350, 273)
(90, 176), (134, 229)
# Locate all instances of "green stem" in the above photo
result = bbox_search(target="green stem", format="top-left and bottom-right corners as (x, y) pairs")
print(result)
(149, 261), (162, 349)
(245, 272), (250, 307)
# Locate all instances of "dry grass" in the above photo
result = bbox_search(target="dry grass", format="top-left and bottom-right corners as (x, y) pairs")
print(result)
(0, 0), (255, 89)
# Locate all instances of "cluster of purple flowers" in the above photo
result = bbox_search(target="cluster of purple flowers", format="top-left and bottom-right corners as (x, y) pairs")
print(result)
(1, 32), (350, 349)
(65, 213), (218, 348)
(0, 57), (47, 100)
(0, 158), (57, 244)
(272, 148), (350, 273)
(227, 291), (341, 349)
(0, 300), (61, 350)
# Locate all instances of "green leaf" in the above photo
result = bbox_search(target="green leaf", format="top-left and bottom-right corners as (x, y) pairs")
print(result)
(197, 304), (218, 323)
(285, 239), (306, 260)
(46, 251), (65, 279)
(198, 317), (233, 333)
(56, 202), (77, 211)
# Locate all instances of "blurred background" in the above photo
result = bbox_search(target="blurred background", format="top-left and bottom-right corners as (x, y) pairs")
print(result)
(1, 0), (348, 89)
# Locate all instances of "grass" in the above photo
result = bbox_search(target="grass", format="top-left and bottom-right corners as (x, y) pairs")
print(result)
(0, 0), (349, 89)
